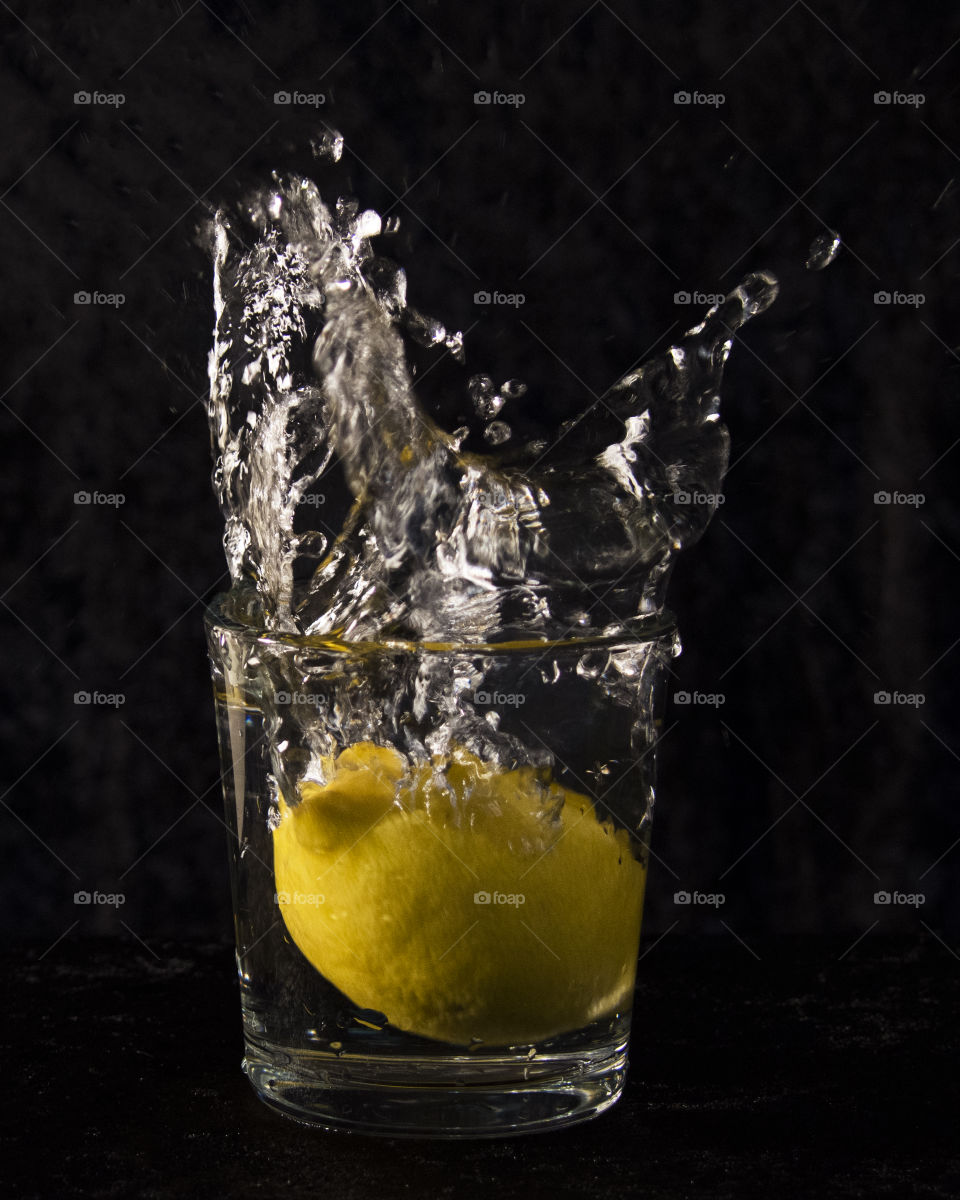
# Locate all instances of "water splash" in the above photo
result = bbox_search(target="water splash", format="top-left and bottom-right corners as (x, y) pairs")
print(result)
(207, 134), (778, 642)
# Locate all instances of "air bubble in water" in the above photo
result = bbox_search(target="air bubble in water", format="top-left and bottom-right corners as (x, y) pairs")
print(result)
(477, 393), (506, 420)
(576, 652), (606, 680)
(468, 375), (495, 407)
(483, 420), (511, 445)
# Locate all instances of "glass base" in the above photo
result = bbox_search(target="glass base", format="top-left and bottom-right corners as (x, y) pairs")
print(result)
(243, 1039), (629, 1137)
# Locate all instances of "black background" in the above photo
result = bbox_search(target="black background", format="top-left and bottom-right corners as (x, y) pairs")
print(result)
(1, 1), (958, 959)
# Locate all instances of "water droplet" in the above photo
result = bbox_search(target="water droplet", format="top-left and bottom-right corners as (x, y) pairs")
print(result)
(483, 420), (511, 445)
(310, 130), (344, 162)
(806, 230), (841, 271)
(737, 270), (780, 316)
(468, 374), (495, 406)
(371, 263), (407, 313)
(356, 209), (381, 239)
(576, 651), (607, 680)
(477, 393), (505, 420)
(335, 196), (358, 225)
(450, 426), (470, 450)
(540, 660), (561, 685)
(501, 378), (527, 399)
(404, 307), (445, 347)
(444, 329), (465, 361)
(382, 215), (401, 235)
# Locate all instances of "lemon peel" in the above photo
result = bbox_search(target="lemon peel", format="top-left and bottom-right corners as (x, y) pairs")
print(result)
(273, 740), (646, 1046)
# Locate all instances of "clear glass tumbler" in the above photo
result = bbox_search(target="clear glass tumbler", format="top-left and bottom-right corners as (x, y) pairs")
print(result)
(205, 586), (678, 1136)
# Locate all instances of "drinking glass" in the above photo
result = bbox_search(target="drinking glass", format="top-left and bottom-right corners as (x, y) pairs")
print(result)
(205, 585), (678, 1136)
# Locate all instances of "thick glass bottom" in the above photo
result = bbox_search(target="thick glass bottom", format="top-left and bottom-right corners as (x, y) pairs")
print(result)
(243, 1038), (628, 1137)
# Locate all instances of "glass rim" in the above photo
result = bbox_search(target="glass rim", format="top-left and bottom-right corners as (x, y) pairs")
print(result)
(204, 586), (678, 657)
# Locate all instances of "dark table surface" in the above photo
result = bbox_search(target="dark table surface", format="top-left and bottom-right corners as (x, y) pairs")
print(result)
(4, 936), (957, 1199)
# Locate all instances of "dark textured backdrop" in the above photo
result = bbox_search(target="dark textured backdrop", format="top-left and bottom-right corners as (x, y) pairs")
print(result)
(1, 1), (957, 954)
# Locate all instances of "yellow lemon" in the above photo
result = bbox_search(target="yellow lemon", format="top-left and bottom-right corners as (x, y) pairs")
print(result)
(273, 741), (646, 1046)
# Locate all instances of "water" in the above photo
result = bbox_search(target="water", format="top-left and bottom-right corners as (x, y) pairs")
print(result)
(206, 134), (778, 644)
(206, 600), (674, 1133)
(806, 230), (841, 270)
(203, 132), (777, 1133)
